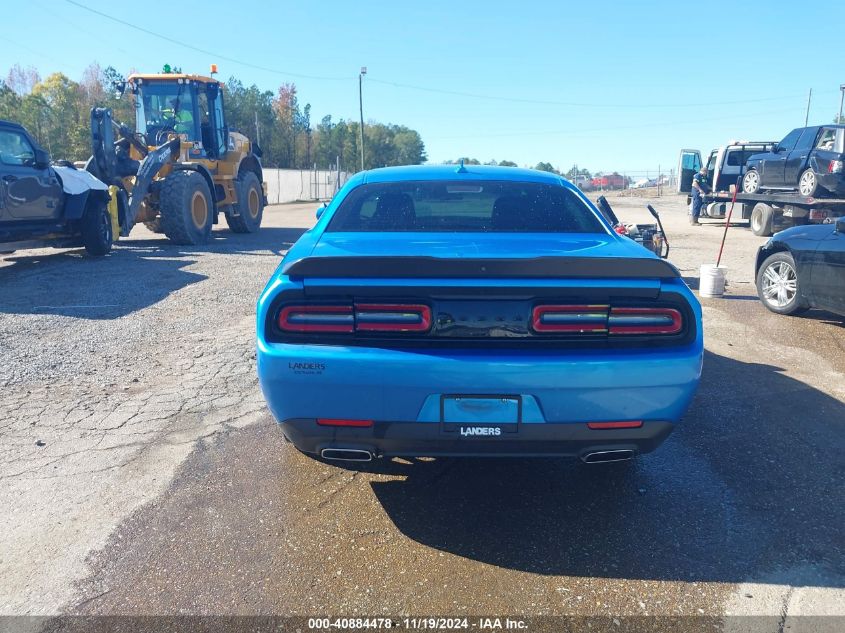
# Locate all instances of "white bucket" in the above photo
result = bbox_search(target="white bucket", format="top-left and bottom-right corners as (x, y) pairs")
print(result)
(699, 264), (727, 298)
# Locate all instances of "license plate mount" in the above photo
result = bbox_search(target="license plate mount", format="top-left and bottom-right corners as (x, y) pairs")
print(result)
(441, 395), (521, 434)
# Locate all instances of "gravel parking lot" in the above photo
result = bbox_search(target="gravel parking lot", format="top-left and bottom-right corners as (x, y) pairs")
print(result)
(1, 194), (843, 630)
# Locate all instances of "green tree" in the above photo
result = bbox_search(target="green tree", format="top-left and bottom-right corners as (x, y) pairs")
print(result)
(498, 160), (517, 167)
(534, 161), (558, 173)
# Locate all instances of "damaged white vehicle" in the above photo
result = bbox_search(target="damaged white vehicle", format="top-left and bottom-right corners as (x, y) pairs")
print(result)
(0, 119), (113, 256)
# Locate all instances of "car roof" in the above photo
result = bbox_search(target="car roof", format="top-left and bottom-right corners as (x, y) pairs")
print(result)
(360, 164), (568, 186)
(0, 120), (26, 131)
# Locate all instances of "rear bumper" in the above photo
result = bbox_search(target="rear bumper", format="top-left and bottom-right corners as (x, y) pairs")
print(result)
(280, 418), (674, 458)
(817, 173), (845, 195)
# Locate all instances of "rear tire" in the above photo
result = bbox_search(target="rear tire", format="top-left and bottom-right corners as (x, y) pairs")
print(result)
(756, 251), (809, 315)
(80, 198), (113, 256)
(742, 169), (761, 194)
(225, 171), (264, 234)
(798, 169), (819, 197)
(159, 170), (213, 245)
(750, 203), (774, 237)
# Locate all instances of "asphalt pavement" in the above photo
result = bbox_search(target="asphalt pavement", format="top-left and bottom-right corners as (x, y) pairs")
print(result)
(1, 194), (842, 632)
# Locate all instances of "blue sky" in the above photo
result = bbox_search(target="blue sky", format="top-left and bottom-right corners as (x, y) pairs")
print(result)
(2, 0), (844, 176)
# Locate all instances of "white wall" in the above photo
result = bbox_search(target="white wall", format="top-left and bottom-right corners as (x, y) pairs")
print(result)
(263, 168), (349, 204)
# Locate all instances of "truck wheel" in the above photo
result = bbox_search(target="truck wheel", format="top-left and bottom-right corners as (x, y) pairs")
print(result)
(756, 252), (809, 316)
(750, 203), (774, 237)
(80, 198), (114, 256)
(143, 218), (164, 234)
(798, 169), (819, 197)
(742, 169), (761, 194)
(159, 171), (213, 245)
(225, 171), (264, 234)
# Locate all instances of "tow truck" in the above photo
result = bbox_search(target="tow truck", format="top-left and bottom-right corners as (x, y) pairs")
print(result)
(678, 144), (844, 236)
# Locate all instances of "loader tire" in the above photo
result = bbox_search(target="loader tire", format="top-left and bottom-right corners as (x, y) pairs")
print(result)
(143, 218), (164, 234)
(159, 171), (213, 245)
(225, 171), (263, 234)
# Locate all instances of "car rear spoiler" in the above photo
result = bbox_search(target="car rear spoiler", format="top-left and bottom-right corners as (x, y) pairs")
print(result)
(282, 256), (681, 279)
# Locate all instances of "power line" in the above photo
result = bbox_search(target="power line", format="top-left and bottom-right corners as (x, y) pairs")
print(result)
(63, 0), (350, 82)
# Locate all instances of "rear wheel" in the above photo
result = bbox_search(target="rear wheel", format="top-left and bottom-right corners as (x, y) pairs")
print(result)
(159, 170), (213, 245)
(750, 203), (774, 237)
(756, 252), (809, 315)
(798, 169), (819, 197)
(225, 171), (264, 233)
(742, 169), (761, 194)
(80, 198), (113, 256)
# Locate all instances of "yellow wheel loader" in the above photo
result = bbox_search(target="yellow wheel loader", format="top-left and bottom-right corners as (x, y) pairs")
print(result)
(86, 70), (266, 245)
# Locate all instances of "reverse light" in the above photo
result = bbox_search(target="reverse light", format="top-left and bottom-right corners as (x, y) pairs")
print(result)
(531, 305), (610, 333)
(278, 305), (353, 333)
(317, 418), (374, 427)
(587, 420), (644, 430)
(608, 307), (682, 335)
(355, 303), (432, 332)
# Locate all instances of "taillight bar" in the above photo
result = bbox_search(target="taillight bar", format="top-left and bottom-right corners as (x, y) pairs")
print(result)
(531, 304), (684, 336)
(608, 307), (682, 335)
(277, 303), (432, 334)
(278, 305), (354, 333)
(355, 303), (432, 332)
(532, 305), (609, 333)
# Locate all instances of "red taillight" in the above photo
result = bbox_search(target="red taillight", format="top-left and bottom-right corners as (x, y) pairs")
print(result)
(277, 303), (431, 334)
(278, 305), (354, 333)
(531, 305), (609, 333)
(587, 420), (644, 430)
(829, 160), (843, 174)
(317, 418), (374, 427)
(608, 307), (682, 335)
(355, 303), (432, 332)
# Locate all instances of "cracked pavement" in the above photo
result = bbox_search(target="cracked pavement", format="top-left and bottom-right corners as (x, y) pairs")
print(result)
(1, 197), (843, 631)
(0, 209), (308, 614)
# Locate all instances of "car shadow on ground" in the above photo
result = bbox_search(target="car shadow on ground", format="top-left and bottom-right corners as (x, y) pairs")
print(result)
(123, 226), (307, 257)
(368, 349), (845, 585)
(0, 227), (304, 319)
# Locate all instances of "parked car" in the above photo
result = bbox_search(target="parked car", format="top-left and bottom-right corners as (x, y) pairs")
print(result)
(257, 165), (703, 465)
(742, 125), (845, 197)
(755, 217), (845, 317)
(0, 120), (113, 256)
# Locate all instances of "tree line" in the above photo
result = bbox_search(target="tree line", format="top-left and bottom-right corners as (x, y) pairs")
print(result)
(446, 158), (595, 180)
(0, 64), (427, 172)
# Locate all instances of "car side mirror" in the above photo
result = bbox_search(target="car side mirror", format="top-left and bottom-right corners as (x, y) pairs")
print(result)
(772, 144), (781, 153)
(316, 204), (327, 220)
(34, 148), (50, 169)
(836, 217), (845, 233)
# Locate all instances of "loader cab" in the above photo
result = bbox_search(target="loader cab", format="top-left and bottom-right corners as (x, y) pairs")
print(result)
(129, 73), (228, 160)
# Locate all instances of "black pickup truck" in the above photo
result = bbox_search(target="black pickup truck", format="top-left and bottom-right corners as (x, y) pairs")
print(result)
(0, 119), (113, 256)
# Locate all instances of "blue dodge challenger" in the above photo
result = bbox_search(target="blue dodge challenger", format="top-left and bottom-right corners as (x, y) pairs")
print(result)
(257, 165), (703, 464)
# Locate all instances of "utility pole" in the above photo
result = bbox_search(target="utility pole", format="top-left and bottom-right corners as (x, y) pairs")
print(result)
(359, 66), (367, 171)
(804, 88), (812, 126)
(254, 111), (261, 145)
(839, 84), (845, 124)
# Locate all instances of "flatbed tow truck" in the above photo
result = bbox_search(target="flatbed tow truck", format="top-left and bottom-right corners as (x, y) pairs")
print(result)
(700, 189), (844, 237)
(678, 145), (843, 237)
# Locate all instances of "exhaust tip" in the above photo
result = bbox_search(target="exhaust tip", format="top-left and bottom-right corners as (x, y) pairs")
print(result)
(581, 449), (635, 464)
(320, 448), (373, 462)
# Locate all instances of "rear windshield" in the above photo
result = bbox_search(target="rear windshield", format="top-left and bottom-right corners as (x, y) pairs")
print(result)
(326, 180), (607, 233)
